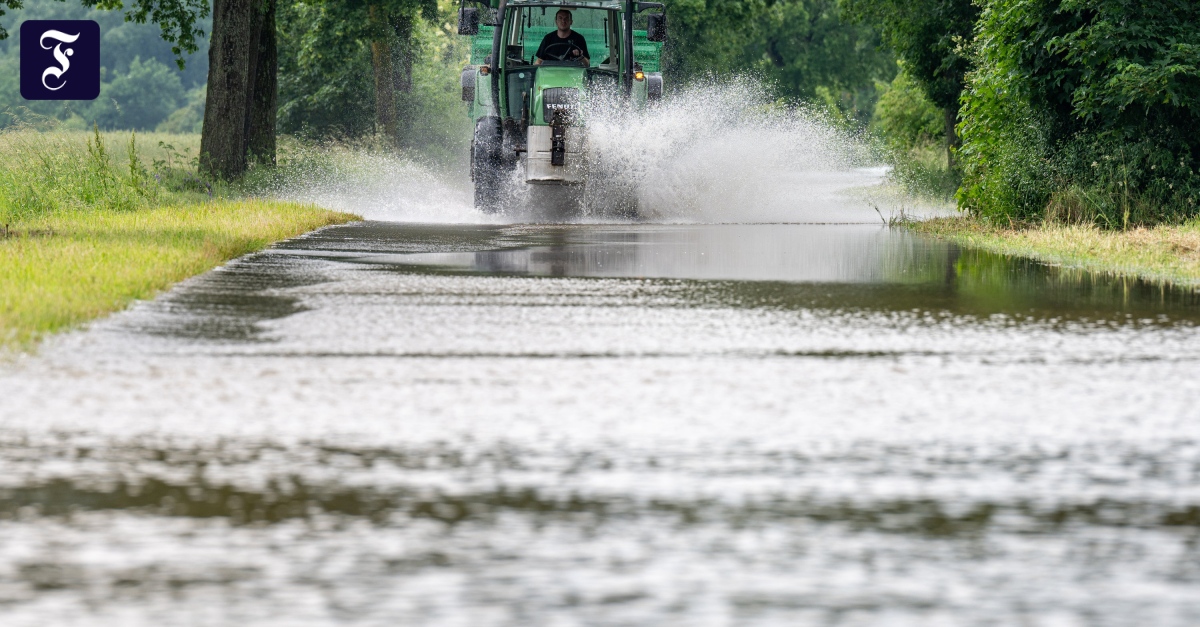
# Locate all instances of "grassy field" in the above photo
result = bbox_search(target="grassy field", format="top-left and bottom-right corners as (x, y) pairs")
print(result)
(1, 128), (359, 351)
(913, 216), (1200, 285)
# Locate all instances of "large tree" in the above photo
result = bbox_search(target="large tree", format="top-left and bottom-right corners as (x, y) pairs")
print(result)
(199, 0), (276, 179)
(841, 0), (979, 165)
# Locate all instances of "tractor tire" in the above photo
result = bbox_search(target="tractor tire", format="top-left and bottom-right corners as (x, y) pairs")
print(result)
(471, 116), (504, 212)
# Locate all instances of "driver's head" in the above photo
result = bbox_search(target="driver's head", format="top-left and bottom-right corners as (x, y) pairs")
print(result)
(555, 9), (573, 29)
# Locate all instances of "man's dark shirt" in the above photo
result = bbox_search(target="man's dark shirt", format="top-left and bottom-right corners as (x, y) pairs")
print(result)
(535, 30), (590, 62)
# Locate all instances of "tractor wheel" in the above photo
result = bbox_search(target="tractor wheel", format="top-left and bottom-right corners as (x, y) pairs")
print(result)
(471, 116), (504, 212)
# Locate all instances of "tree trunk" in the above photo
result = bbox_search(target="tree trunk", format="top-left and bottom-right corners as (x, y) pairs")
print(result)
(369, 5), (398, 143)
(391, 13), (414, 94)
(247, 0), (277, 166)
(241, 4), (263, 159)
(390, 13), (414, 145)
(944, 106), (959, 170)
(200, 0), (256, 180)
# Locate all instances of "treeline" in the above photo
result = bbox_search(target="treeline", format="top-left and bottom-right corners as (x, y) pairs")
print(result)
(0, 0), (922, 178)
(275, 0), (468, 155)
(674, 0), (1200, 226)
(0, 0), (209, 131)
(3, 0), (1195, 226)
(0, 0), (469, 162)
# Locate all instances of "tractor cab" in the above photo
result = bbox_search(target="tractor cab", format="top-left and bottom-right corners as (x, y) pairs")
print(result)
(458, 0), (666, 213)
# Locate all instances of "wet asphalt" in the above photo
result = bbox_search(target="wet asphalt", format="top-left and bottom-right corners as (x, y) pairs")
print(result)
(1, 222), (1199, 626)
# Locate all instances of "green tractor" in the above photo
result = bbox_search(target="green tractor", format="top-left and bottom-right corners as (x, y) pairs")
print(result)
(457, 0), (666, 216)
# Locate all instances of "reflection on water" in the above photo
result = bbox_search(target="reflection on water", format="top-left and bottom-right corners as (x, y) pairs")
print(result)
(4, 443), (1198, 532)
(283, 222), (1200, 323)
(2, 222), (1200, 626)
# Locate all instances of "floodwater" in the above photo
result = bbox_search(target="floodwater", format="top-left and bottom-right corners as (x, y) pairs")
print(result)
(2, 221), (1200, 626)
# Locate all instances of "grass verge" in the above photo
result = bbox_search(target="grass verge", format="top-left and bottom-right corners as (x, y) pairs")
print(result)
(1, 127), (359, 352)
(1, 200), (358, 351)
(912, 216), (1200, 285)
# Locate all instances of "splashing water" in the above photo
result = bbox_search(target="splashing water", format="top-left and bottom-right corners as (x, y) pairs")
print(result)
(272, 79), (937, 224)
(581, 77), (886, 223)
(268, 147), (483, 223)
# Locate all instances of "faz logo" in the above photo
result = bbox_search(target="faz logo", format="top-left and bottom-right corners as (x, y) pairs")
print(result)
(20, 20), (100, 100)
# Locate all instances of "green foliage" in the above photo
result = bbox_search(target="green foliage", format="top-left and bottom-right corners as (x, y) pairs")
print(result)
(870, 71), (957, 200)
(757, 0), (896, 121)
(277, 0), (470, 158)
(664, 0), (896, 122)
(396, 10), (473, 161)
(0, 0), (208, 67)
(872, 71), (943, 150)
(959, 0), (1200, 226)
(0, 0), (21, 40)
(887, 144), (960, 201)
(77, 0), (208, 66)
(0, 0), (208, 130)
(155, 84), (204, 133)
(87, 56), (184, 130)
(841, 0), (977, 112)
(277, 1), (375, 139)
(956, 76), (1052, 222)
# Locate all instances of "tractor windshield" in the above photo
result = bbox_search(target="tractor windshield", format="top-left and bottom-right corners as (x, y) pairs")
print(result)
(510, 6), (618, 69)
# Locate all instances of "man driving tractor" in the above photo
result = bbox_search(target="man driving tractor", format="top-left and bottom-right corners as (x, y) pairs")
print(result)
(534, 9), (590, 65)
(457, 0), (667, 214)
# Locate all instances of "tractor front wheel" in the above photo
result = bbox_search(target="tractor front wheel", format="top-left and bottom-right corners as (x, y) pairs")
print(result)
(471, 116), (504, 212)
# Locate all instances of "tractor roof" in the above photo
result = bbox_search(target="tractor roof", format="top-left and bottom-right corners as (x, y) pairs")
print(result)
(504, 1), (625, 9)
(499, 0), (665, 10)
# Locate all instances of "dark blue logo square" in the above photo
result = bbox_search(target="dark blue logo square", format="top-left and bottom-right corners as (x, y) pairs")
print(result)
(20, 20), (100, 100)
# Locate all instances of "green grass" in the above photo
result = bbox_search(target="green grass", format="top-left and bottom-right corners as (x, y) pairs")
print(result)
(912, 216), (1200, 286)
(1, 127), (359, 351)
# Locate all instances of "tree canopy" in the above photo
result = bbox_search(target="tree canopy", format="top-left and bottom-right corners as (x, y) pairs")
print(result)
(1, 0), (209, 67)
(665, 0), (896, 121)
(840, 0), (976, 112)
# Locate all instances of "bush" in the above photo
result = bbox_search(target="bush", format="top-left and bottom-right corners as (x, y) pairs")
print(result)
(959, 0), (1200, 227)
(872, 71), (943, 151)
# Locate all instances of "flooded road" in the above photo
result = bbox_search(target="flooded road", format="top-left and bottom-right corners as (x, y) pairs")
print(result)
(2, 222), (1200, 626)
